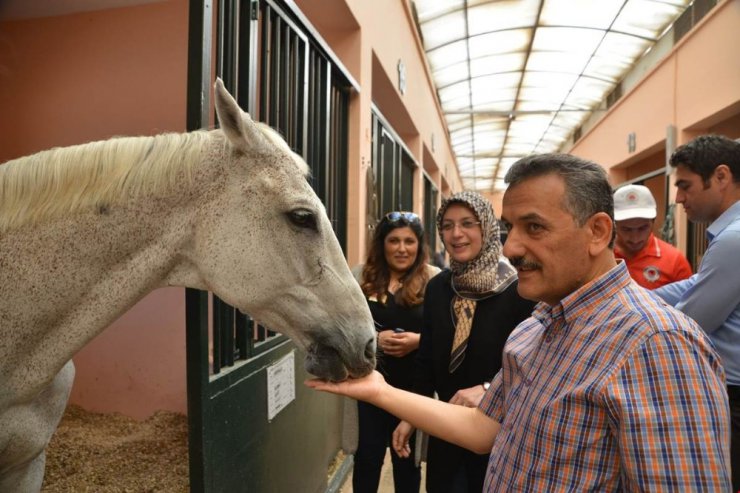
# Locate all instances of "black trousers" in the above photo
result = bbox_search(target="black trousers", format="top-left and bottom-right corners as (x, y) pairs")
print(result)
(729, 385), (740, 493)
(353, 400), (420, 493)
(425, 435), (488, 493)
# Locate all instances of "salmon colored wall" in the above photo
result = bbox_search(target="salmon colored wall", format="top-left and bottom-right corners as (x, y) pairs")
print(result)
(0, 0), (190, 419)
(674, 0), (740, 130)
(295, 0), (462, 264)
(570, 0), (740, 254)
(570, 0), (740, 165)
(568, 59), (676, 168)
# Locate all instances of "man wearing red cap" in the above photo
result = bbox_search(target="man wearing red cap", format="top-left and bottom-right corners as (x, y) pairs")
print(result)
(613, 184), (692, 289)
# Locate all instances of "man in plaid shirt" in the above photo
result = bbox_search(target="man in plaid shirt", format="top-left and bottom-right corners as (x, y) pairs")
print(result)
(307, 153), (731, 491)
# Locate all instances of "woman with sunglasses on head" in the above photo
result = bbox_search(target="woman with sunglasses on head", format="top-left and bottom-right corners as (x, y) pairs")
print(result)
(351, 211), (440, 493)
(395, 191), (535, 493)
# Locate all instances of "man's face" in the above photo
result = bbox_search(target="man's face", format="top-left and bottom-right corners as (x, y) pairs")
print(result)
(502, 173), (593, 306)
(615, 218), (653, 256)
(674, 165), (723, 223)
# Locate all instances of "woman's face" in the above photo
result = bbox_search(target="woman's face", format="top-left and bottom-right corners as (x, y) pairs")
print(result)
(384, 226), (419, 274)
(440, 204), (483, 263)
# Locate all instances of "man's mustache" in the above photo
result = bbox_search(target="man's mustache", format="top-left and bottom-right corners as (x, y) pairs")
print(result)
(509, 257), (542, 270)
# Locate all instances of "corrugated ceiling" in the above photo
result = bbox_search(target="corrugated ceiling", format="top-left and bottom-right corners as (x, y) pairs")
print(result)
(412, 0), (692, 192)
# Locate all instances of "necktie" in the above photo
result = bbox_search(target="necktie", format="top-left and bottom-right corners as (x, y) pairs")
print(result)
(449, 296), (476, 372)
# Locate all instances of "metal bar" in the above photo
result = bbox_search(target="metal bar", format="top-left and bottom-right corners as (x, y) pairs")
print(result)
(212, 295), (223, 374)
(224, 305), (235, 367)
(186, 0), (213, 132)
(259, 3), (271, 121)
(444, 109), (601, 115)
(185, 0), (213, 490)
(271, 14), (281, 128)
(235, 312), (249, 360)
(370, 104), (419, 169)
(216, 0), (237, 91)
(235, 0), (253, 112)
(185, 288), (208, 493)
(278, 19), (288, 135)
(277, 0), (360, 92)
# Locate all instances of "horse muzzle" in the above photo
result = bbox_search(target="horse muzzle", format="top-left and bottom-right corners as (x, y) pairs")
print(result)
(304, 337), (376, 382)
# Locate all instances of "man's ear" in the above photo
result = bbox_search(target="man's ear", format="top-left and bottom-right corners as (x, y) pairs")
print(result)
(587, 212), (614, 256)
(714, 164), (733, 189)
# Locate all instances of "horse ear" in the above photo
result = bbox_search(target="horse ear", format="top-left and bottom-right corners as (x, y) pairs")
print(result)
(213, 78), (264, 153)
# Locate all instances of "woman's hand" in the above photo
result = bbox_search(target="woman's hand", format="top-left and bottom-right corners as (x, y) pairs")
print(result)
(392, 420), (415, 458)
(305, 370), (387, 404)
(448, 384), (486, 407)
(377, 330), (420, 357)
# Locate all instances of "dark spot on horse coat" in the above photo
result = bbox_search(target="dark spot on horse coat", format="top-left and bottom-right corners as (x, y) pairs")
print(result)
(98, 204), (110, 215)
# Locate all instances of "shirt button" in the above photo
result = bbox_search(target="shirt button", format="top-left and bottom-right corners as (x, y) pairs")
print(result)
(544, 334), (553, 343)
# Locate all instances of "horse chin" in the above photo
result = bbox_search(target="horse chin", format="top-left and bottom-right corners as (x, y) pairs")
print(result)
(305, 343), (374, 382)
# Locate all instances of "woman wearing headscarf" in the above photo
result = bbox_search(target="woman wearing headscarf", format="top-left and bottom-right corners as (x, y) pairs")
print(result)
(395, 191), (535, 493)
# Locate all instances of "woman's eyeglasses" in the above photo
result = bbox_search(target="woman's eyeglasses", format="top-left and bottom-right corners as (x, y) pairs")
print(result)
(439, 219), (481, 232)
(384, 211), (420, 224)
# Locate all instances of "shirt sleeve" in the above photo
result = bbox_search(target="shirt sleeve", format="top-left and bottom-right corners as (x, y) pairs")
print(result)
(665, 230), (740, 333)
(653, 276), (695, 306)
(603, 330), (730, 491)
(478, 369), (505, 423)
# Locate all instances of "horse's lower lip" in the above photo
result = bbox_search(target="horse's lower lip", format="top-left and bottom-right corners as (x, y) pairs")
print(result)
(305, 341), (375, 381)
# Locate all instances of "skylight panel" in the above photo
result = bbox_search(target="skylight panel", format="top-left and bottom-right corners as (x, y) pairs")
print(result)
(539, 0), (623, 29)
(414, 0), (465, 23)
(526, 50), (592, 75)
(532, 26), (604, 54)
(469, 53), (527, 77)
(472, 178), (494, 191)
(466, 0), (540, 36)
(426, 39), (468, 72)
(468, 29), (533, 59)
(419, 10), (466, 51)
(613, 0), (687, 39)
(413, 0), (692, 193)
(598, 32), (652, 60)
(440, 94), (472, 112)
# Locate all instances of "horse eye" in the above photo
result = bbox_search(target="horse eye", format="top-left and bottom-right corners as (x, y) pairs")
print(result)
(287, 209), (317, 231)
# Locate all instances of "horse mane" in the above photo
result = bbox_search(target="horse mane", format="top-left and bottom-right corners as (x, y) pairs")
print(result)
(0, 122), (306, 233)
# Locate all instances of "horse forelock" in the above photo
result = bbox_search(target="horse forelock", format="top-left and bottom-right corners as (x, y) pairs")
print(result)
(0, 132), (209, 233)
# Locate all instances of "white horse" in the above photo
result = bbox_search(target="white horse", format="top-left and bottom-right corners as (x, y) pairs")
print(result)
(0, 79), (376, 492)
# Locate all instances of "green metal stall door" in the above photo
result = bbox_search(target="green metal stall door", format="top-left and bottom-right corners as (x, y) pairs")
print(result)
(186, 1), (353, 490)
(186, 292), (345, 493)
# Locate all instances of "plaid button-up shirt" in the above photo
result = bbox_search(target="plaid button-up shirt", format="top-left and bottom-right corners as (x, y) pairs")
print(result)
(479, 261), (730, 491)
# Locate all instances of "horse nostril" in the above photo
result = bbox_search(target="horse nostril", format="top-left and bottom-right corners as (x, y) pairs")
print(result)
(365, 338), (376, 359)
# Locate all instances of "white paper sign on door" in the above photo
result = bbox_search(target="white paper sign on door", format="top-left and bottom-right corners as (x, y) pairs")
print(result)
(267, 351), (295, 421)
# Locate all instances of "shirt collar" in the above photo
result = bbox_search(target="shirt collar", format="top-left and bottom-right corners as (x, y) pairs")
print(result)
(707, 200), (740, 241)
(533, 260), (631, 329)
(615, 233), (659, 259)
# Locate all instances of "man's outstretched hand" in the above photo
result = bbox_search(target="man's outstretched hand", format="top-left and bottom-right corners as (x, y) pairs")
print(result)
(305, 369), (387, 404)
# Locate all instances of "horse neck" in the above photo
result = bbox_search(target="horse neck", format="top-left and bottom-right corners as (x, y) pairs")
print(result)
(0, 196), (192, 400)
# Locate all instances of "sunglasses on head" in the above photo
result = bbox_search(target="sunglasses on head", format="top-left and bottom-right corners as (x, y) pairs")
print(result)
(384, 211), (421, 224)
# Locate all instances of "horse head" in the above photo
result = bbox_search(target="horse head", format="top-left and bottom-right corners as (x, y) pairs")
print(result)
(186, 80), (375, 381)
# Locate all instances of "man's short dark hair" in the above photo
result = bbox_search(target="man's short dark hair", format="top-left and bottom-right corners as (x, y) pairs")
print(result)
(669, 134), (740, 184)
(504, 153), (615, 246)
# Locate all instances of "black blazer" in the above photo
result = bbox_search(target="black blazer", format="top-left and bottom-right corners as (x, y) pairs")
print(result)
(414, 269), (536, 402)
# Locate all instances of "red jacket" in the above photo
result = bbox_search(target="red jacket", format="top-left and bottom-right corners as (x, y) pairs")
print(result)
(615, 234), (692, 289)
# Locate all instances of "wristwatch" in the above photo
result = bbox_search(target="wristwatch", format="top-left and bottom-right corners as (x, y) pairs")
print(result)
(482, 381), (491, 391)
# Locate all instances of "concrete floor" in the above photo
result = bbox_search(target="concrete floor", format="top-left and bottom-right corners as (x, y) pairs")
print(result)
(339, 450), (427, 493)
